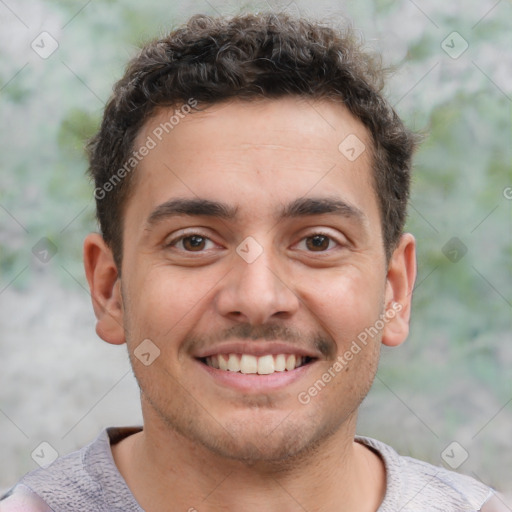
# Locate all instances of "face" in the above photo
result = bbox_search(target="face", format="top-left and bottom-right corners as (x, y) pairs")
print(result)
(85, 97), (416, 463)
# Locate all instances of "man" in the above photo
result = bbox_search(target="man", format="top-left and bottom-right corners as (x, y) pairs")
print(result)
(1, 12), (506, 512)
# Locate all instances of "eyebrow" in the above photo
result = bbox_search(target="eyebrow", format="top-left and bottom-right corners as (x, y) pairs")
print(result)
(280, 197), (365, 222)
(145, 196), (365, 228)
(146, 198), (238, 227)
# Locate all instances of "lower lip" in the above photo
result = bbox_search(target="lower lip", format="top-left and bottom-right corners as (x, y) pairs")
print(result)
(195, 358), (316, 393)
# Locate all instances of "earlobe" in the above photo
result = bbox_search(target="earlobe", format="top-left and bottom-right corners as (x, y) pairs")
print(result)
(83, 233), (125, 345)
(382, 233), (417, 347)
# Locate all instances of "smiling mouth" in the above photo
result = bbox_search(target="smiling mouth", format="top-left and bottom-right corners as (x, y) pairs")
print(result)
(198, 354), (315, 375)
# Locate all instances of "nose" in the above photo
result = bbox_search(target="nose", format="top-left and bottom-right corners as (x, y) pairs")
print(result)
(214, 243), (300, 325)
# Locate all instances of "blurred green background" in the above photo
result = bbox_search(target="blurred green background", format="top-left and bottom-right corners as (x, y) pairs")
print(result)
(1, 0), (511, 496)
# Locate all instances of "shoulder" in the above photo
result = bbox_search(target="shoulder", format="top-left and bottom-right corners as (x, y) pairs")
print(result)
(400, 452), (492, 503)
(1, 427), (142, 512)
(1, 429), (115, 511)
(356, 436), (499, 512)
(0, 485), (53, 512)
(480, 494), (512, 511)
(1, 443), (97, 512)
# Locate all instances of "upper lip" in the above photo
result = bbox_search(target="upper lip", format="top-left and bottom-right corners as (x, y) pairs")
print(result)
(193, 342), (321, 359)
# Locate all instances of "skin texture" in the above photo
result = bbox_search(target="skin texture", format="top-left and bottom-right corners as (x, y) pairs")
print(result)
(84, 97), (417, 511)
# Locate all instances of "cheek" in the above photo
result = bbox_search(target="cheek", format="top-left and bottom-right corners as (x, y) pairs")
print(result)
(123, 265), (216, 346)
(294, 267), (385, 347)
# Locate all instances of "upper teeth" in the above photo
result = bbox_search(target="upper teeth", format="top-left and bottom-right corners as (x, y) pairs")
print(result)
(205, 354), (305, 374)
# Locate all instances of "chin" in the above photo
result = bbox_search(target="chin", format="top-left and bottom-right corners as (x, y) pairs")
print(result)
(171, 405), (341, 466)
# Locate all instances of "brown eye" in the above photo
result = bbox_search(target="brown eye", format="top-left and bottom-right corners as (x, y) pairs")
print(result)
(305, 235), (331, 251)
(181, 235), (207, 251)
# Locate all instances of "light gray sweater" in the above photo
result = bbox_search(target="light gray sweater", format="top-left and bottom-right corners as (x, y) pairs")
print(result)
(0, 427), (500, 511)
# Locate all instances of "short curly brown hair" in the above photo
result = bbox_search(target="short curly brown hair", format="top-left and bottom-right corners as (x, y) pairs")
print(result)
(87, 12), (418, 270)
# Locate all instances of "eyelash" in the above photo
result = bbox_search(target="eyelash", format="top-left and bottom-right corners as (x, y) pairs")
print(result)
(295, 232), (340, 252)
(166, 231), (342, 253)
(167, 233), (217, 251)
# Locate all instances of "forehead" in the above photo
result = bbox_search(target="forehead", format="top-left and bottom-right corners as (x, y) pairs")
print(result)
(135, 97), (371, 160)
(126, 97), (378, 231)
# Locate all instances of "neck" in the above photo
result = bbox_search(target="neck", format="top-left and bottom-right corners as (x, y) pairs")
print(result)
(113, 413), (386, 512)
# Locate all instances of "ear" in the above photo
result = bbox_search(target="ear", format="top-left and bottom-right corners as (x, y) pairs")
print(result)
(83, 233), (125, 345)
(382, 233), (417, 347)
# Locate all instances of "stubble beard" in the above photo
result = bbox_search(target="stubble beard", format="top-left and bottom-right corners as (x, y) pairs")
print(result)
(133, 345), (380, 471)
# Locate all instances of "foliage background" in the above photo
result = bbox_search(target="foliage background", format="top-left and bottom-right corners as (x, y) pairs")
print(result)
(1, 0), (511, 497)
